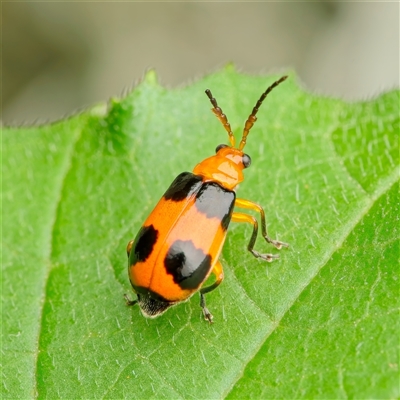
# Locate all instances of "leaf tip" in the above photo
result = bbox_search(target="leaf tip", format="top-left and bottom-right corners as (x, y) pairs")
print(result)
(224, 63), (237, 73)
(144, 69), (159, 86)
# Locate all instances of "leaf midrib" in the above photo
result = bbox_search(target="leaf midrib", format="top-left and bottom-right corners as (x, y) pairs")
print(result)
(33, 123), (84, 397)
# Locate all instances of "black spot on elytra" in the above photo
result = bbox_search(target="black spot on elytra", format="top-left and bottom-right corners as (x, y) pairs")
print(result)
(130, 225), (158, 264)
(163, 172), (203, 202)
(221, 209), (233, 231)
(164, 240), (212, 289)
(195, 182), (235, 231)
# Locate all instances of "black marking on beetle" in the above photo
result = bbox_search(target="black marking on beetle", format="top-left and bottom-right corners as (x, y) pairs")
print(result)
(221, 205), (234, 231)
(195, 182), (235, 231)
(139, 295), (172, 317)
(131, 287), (173, 316)
(164, 240), (212, 290)
(130, 225), (158, 265)
(163, 172), (203, 202)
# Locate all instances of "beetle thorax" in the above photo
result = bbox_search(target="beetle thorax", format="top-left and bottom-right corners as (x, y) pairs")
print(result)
(192, 147), (246, 191)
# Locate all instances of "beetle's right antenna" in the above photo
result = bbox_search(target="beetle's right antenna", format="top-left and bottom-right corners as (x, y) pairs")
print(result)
(239, 75), (288, 151)
(205, 89), (236, 147)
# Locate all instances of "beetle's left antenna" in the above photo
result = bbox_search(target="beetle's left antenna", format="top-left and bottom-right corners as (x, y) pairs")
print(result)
(205, 89), (235, 147)
(239, 75), (288, 151)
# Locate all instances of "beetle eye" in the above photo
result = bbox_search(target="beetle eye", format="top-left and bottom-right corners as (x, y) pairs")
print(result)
(215, 144), (228, 153)
(242, 154), (251, 168)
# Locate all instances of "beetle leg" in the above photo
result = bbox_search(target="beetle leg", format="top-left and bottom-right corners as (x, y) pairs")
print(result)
(123, 293), (138, 306)
(125, 240), (137, 306)
(232, 211), (280, 262)
(234, 198), (289, 249)
(126, 240), (134, 257)
(199, 260), (224, 323)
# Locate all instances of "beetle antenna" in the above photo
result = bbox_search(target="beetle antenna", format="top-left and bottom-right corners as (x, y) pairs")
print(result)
(238, 75), (288, 151)
(205, 89), (235, 147)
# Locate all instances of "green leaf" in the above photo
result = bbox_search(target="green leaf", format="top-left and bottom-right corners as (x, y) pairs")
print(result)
(2, 67), (399, 399)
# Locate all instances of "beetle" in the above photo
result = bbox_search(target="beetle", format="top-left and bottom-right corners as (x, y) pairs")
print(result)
(125, 76), (289, 323)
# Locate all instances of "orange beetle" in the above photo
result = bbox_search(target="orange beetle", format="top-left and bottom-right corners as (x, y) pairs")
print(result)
(126, 76), (289, 322)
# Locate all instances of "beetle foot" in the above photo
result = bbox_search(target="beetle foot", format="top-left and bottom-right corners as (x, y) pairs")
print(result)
(202, 307), (214, 323)
(200, 293), (214, 323)
(124, 294), (138, 306)
(264, 237), (289, 250)
(251, 250), (280, 262)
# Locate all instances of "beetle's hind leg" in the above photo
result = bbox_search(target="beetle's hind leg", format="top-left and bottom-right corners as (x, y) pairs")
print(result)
(199, 260), (224, 323)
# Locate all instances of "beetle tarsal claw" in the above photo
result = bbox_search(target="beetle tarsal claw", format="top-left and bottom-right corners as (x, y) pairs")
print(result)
(202, 307), (214, 323)
(272, 240), (289, 250)
(251, 249), (280, 262)
(263, 254), (280, 262)
(264, 236), (289, 250)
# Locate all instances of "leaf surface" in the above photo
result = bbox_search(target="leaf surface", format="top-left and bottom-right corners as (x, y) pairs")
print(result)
(2, 68), (399, 399)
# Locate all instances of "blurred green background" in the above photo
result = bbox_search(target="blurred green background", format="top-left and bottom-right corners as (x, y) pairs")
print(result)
(3, 1), (399, 125)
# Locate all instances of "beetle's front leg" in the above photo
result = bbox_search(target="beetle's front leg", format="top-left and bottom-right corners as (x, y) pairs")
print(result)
(234, 198), (289, 250)
(231, 212), (279, 262)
